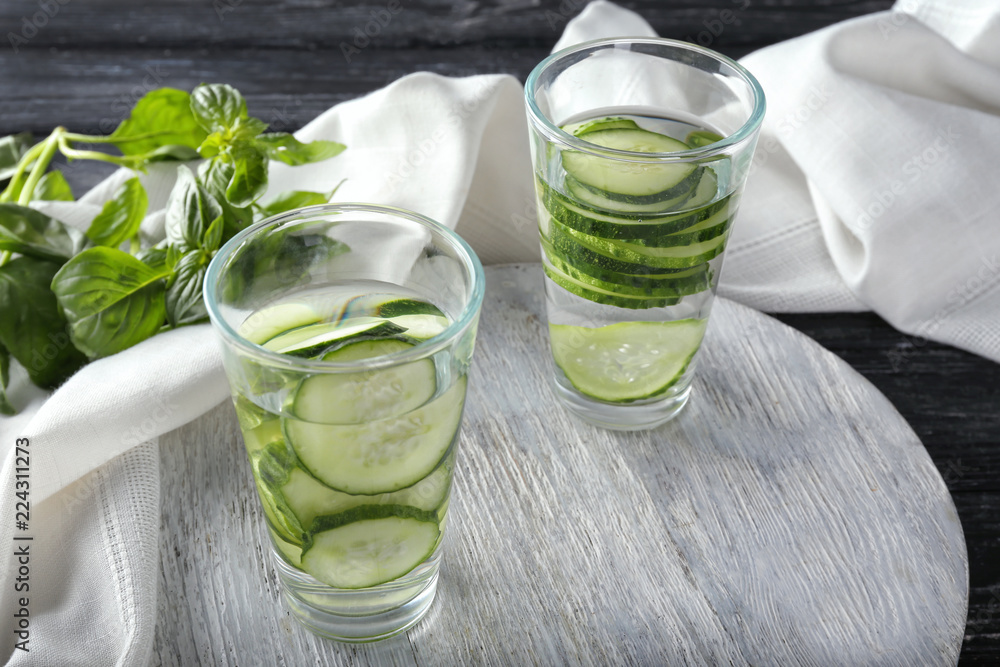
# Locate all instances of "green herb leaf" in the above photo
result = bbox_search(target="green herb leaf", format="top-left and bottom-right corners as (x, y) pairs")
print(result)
(165, 243), (184, 270)
(165, 248), (209, 327)
(0, 203), (90, 262)
(256, 133), (346, 166)
(146, 145), (201, 162)
(233, 116), (269, 141)
(0, 134), (32, 182)
(198, 160), (253, 236)
(260, 190), (332, 217)
(50, 247), (170, 358)
(165, 166), (222, 250)
(109, 88), (209, 156)
(86, 177), (148, 248)
(33, 170), (74, 201)
(202, 214), (224, 253)
(0, 256), (86, 387)
(136, 242), (169, 273)
(0, 344), (14, 415)
(225, 148), (268, 207)
(191, 83), (247, 133)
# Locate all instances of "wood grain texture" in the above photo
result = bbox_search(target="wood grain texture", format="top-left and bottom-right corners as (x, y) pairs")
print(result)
(155, 264), (966, 665)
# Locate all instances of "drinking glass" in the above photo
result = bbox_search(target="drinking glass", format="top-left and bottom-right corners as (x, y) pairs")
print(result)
(204, 203), (484, 642)
(524, 37), (765, 430)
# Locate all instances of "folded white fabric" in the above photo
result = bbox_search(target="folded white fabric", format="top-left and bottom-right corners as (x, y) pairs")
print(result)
(2, 0), (999, 663)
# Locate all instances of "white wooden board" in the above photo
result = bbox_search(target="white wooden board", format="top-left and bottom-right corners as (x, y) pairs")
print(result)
(153, 263), (967, 666)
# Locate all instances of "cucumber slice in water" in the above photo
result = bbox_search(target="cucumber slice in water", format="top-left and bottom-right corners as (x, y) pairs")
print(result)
(562, 129), (695, 197)
(281, 458), (452, 530)
(375, 298), (446, 319)
(301, 505), (440, 589)
(291, 338), (436, 424)
(239, 302), (321, 345)
(685, 130), (724, 147)
(549, 319), (707, 402)
(543, 265), (681, 310)
(541, 239), (710, 296)
(564, 117), (641, 136)
(284, 377), (466, 494)
(386, 314), (451, 341)
(263, 318), (406, 357)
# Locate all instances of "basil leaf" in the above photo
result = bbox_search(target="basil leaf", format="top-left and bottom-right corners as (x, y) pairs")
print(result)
(0, 344), (14, 415)
(226, 148), (268, 207)
(202, 214), (224, 253)
(191, 83), (247, 133)
(0, 256), (86, 387)
(166, 242), (184, 270)
(165, 166), (222, 250)
(198, 159), (234, 198)
(50, 247), (170, 358)
(146, 145), (201, 162)
(198, 161), (253, 237)
(0, 133), (32, 182)
(260, 190), (331, 217)
(0, 203), (90, 262)
(33, 171), (74, 201)
(110, 88), (208, 156)
(197, 132), (227, 159)
(165, 249), (209, 327)
(257, 133), (346, 166)
(86, 177), (148, 248)
(232, 116), (269, 141)
(136, 242), (169, 273)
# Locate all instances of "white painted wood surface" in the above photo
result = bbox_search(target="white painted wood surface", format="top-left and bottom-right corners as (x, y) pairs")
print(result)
(153, 264), (967, 666)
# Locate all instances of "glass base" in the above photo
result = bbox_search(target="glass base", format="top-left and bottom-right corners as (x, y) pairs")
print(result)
(274, 547), (441, 643)
(551, 376), (692, 431)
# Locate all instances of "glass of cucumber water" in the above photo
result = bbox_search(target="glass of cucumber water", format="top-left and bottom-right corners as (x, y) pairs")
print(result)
(204, 204), (484, 642)
(524, 38), (765, 430)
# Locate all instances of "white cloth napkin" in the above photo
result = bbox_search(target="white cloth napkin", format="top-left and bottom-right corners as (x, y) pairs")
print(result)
(2, 0), (999, 663)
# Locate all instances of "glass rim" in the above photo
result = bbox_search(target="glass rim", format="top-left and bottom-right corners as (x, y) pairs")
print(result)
(203, 202), (486, 372)
(524, 36), (767, 163)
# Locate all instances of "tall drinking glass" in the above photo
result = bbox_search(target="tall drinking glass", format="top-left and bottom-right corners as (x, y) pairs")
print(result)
(524, 38), (765, 430)
(204, 204), (484, 642)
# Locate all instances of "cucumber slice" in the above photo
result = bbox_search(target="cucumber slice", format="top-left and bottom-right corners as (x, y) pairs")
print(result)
(374, 298), (446, 319)
(269, 528), (304, 568)
(564, 117), (641, 136)
(263, 318), (406, 357)
(562, 129), (695, 197)
(387, 314), (451, 341)
(543, 218), (704, 277)
(686, 130), (724, 147)
(565, 177), (694, 214)
(543, 265), (681, 310)
(571, 166), (704, 205)
(541, 239), (711, 296)
(301, 506), (440, 589)
(238, 302), (321, 345)
(291, 338), (436, 424)
(284, 377), (466, 494)
(549, 319), (707, 402)
(251, 441), (306, 546)
(281, 458), (452, 530)
(539, 179), (731, 241)
(547, 213), (728, 269)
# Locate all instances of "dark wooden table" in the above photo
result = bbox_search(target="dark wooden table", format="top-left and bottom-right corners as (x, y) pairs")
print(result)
(2, 0), (997, 663)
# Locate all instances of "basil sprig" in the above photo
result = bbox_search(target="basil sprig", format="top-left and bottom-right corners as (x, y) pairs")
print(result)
(0, 83), (345, 411)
